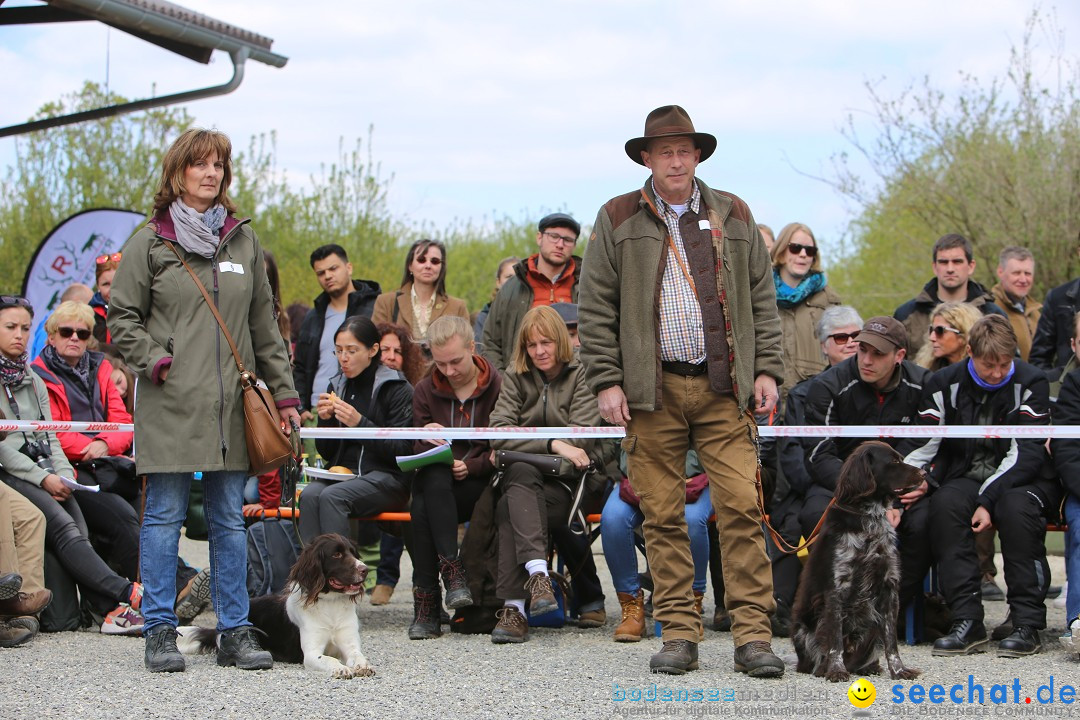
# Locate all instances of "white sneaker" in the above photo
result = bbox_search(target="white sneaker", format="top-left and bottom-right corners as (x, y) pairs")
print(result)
(1061, 617), (1079, 652)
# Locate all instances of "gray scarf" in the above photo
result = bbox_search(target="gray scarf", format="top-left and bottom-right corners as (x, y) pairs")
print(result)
(169, 198), (227, 258)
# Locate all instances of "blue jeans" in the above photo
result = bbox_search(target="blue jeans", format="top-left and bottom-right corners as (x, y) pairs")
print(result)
(601, 486), (711, 595)
(141, 471), (249, 633)
(1065, 494), (1080, 624)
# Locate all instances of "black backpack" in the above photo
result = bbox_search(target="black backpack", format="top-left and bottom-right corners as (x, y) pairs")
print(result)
(246, 518), (302, 597)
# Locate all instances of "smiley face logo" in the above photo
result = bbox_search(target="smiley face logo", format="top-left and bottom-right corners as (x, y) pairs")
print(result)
(848, 678), (876, 708)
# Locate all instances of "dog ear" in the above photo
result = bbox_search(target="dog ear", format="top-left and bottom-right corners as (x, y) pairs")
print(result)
(836, 443), (879, 503)
(288, 536), (327, 606)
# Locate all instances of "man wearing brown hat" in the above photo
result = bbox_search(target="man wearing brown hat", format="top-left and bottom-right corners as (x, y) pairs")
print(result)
(579, 105), (785, 676)
(801, 316), (932, 613)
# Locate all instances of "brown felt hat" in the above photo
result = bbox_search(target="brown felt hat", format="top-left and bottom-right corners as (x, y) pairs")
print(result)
(625, 105), (717, 166)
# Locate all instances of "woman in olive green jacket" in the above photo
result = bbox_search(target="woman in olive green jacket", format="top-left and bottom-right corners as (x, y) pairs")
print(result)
(110, 128), (299, 673)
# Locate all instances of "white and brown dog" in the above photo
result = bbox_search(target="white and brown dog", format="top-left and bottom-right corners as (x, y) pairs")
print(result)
(178, 533), (374, 679)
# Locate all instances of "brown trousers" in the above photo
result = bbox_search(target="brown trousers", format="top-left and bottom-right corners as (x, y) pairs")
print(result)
(625, 373), (774, 645)
(0, 481), (47, 594)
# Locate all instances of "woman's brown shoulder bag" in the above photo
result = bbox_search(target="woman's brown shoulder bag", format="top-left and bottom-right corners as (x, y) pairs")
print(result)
(163, 240), (294, 475)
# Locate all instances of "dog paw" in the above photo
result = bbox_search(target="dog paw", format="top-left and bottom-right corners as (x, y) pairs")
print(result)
(859, 661), (882, 676)
(892, 667), (921, 680)
(331, 667), (354, 680)
(823, 668), (851, 683)
(349, 665), (375, 678)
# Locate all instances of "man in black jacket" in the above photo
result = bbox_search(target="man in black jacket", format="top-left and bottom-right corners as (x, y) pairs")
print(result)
(1050, 366), (1080, 650)
(293, 244), (381, 418)
(894, 234), (1006, 355)
(1030, 272), (1080, 372)
(902, 315), (1056, 657)
(801, 316), (931, 611)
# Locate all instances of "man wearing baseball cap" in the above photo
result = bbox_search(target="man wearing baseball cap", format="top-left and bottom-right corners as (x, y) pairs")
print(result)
(579, 105), (785, 676)
(801, 316), (932, 614)
(481, 212), (582, 371)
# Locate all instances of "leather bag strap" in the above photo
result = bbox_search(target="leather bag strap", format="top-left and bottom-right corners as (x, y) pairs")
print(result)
(162, 239), (249, 379)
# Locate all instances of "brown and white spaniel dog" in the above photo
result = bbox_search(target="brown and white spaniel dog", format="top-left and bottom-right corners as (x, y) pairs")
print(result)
(178, 533), (373, 679)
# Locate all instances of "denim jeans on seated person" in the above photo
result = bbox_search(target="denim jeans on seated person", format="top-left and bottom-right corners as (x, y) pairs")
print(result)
(141, 471), (249, 633)
(601, 485), (711, 595)
(1065, 494), (1080, 623)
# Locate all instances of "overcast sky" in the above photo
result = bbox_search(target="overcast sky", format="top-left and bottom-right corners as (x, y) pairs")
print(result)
(3, 0), (1078, 255)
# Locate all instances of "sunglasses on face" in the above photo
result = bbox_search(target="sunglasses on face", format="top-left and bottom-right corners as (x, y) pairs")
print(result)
(787, 243), (818, 257)
(929, 325), (962, 338)
(96, 252), (122, 264)
(827, 331), (860, 344)
(57, 326), (92, 341)
(416, 256), (442, 266)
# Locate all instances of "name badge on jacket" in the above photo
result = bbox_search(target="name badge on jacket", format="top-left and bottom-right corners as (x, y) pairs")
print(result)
(219, 261), (245, 275)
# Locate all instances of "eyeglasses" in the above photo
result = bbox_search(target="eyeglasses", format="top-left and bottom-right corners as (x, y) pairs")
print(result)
(0, 295), (32, 310)
(787, 243), (817, 257)
(826, 331), (860, 344)
(335, 346), (366, 358)
(929, 325), (962, 338)
(541, 231), (577, 246)
(415, 256), (443, 266)
(57, 327), (92, 341)
(96, 252), (122, 265)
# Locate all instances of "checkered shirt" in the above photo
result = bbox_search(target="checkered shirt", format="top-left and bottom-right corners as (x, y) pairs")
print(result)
(654, 179), (706, 364)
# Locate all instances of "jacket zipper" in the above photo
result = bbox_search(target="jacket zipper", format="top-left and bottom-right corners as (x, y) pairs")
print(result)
(211, 221), (248, 464)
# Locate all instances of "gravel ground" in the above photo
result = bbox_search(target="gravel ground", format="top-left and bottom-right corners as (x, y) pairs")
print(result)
(2, 538), (1075, 720)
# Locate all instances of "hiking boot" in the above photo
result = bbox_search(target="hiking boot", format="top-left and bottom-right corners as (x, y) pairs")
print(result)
(734, 640), (785, 677)
(408, 587), (442, 640)
(491, 606), (529, 644)
(771, 597), (792, 638)
(650, 639), (699, 674)
(0, 588), (52, 617)
(369, 584), (394, 606)
(144, 625), (185, 673)
(439, 555), (474, 610)
(1060, 617), (1079, 652)
(217, 626), (273, 670)
(712, 605), (731, 632)
(578, 607), (607, 629)
(101, 603), (145, 636)
(0, 618), (34, 648)
(991, 611), (1014, 642)
(932, 619), (989, 656)
(997, 626), (1041, 657)
(614, 591), (646, 642)
(0, 573), (21, 601)
(981, 576), (1005, 601)
(524, 572), (558, 617)
(175, 568), (212, 622)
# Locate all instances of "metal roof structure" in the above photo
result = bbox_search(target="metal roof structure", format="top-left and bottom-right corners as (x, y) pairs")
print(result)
(0, 0), (288, 137)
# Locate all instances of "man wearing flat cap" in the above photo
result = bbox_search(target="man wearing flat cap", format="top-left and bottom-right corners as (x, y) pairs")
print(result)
(801, 316), (932, 616)
(579, 105), (785, 676)
(482, 212), (582, 371)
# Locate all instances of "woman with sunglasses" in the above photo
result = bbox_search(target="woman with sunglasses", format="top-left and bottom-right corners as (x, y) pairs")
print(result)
(90, 252), (121, 344)
(372, 239), (468, 342)
(914, 301), (983, 372)
(109, 128), (300, 673)
(0, 295), (146, 636)
(770, 222), (841, 414)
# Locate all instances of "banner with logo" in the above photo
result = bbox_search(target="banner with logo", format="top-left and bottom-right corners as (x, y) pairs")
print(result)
(21, 208), (145, 343)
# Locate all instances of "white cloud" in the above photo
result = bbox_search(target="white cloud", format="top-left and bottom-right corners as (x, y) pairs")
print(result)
(2, 0), (1077, 249)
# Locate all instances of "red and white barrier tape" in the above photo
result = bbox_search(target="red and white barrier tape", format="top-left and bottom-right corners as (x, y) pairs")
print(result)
(6, 421), (1079, 440)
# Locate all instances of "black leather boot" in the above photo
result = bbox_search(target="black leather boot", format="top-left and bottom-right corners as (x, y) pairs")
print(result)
(216, 626), (273, 670)
(997, 626), (1041, 657)
(408, 587), (442, 640)
(932, 619), (989, 656)
(144, 625), (185, 673)
(438, 555), (474, 610)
